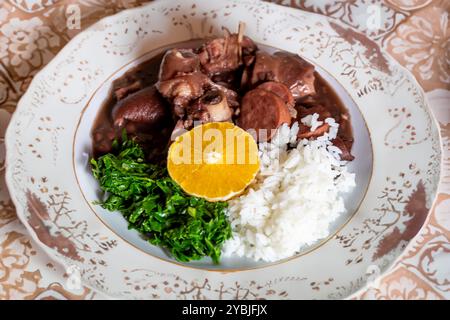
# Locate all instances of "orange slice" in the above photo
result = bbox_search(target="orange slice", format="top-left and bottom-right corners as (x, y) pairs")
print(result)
(167, 122), (260, 201)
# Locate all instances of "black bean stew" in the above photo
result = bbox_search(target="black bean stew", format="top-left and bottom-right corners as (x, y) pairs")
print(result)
(92, 31), (354, 164)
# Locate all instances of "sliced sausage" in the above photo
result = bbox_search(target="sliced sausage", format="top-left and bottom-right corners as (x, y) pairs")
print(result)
(113, 86), (168, 128)
(257, 81), (296, 117)
(238, 88), (291, 141)
(257, 81), (295, 108)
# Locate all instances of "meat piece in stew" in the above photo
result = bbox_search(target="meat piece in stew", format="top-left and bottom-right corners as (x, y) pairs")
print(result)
(159, 49), (200, 81)
(250, 51), (316, 99)
(198, 27), (257, 77)
(156, 71), (212, 115)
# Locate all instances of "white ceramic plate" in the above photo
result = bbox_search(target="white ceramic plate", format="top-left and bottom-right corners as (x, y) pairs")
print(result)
(5, 0), (442, 299)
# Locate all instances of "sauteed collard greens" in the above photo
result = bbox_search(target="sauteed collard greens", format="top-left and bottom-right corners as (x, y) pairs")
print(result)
(91, 135), (231, 263)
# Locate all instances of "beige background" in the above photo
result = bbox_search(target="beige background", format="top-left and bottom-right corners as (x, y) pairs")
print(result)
(0, 0), (448, 299)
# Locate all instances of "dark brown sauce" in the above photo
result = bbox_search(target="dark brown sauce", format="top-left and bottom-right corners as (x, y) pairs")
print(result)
(92, 53), (174, 164)
(309, 72), (353, 142)
(93, 55), (163, 129)
(92, 48), (353, 163)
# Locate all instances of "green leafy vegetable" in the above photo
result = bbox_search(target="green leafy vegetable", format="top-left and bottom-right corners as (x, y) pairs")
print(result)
(90, 136), (231, 263)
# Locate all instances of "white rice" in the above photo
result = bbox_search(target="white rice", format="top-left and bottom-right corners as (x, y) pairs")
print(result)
(222, 116), (356, 262)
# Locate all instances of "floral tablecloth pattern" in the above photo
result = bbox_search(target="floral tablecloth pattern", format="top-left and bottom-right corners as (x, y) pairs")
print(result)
(0, 0), (448, 300)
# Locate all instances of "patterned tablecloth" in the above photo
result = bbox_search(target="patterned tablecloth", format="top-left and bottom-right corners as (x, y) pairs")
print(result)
(0, 0), (448, 300)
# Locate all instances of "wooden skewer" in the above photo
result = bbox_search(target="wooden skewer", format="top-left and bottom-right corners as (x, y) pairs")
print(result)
(237, 21), (245, 61)
(238, 21), (245, 43)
